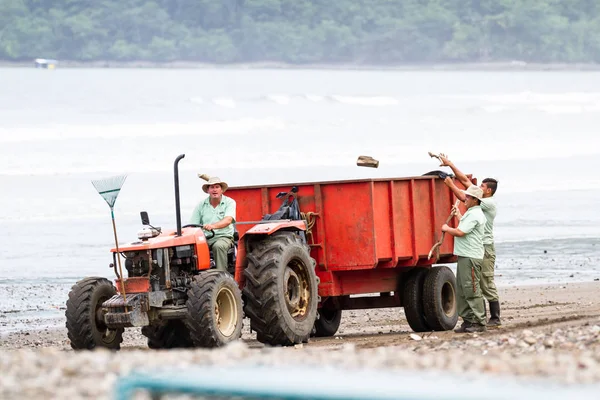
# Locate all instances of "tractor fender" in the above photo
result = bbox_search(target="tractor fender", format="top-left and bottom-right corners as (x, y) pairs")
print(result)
(244, 220), (306, 235)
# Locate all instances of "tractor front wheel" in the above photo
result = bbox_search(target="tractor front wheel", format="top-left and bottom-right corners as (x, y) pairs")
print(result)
(65, 277), (124, 350)
(185, 271), (243, 348)
(243, 232), (318, 346)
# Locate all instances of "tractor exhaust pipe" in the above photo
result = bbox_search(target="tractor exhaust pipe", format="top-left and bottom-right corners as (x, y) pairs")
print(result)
(174, 154), (185, 237)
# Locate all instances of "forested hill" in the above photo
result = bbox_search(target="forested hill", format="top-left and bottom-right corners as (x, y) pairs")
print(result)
(2, 0), (599, 64)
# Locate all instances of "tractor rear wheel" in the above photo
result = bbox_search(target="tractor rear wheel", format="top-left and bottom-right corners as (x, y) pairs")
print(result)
(402, 268), (431, 333)
(142, 320), (193, 349)
(65, 277), (124, 350)
(422, 266), (458, 331)
(313, 308), (342, 337)
(185, 271), (243, 348)
(243, 232), (318, 346)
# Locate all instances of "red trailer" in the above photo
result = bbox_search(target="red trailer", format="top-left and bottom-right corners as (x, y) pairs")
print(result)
(229, 175), (467, 341)
(65, 155), (469, 351)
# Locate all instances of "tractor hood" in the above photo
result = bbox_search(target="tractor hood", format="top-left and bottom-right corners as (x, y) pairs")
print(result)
(111, 227), (206, 252)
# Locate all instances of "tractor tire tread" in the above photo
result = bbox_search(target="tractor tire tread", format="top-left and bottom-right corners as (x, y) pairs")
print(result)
(402, 268), (431, 333)
(184, 271), (243, 348)
(65, 277), (123, 350)
(243, 232), (318, 346)
(422, 266), (458, 331)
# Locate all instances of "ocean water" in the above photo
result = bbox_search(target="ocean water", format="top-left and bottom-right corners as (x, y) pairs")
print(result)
(1, 68), (599, 333)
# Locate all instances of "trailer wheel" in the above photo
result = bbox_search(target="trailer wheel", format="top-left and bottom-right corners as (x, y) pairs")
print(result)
(402, 268), (431, 332)
(185, 271), (243, 348)
(423, 266), (458, 331)
(65, 277), (124, 350)
(313, 308), (342, 337)
(142, 320), (194, 349)
(243, 232), (318, 346)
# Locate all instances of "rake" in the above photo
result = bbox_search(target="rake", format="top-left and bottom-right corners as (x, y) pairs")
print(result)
(91, 175), (128, 307)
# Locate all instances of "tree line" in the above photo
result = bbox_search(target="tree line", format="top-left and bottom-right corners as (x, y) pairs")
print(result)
(2, 0), (599, 64)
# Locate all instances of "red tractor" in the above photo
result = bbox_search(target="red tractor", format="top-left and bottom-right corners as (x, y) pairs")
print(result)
(66, 154), (463, 349)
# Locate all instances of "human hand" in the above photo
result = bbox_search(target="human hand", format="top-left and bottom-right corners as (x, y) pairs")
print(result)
(203, 224), (215, 231)
(441, 224), (450, 232)
(438, 153), (452, 167)
(451, 204), (459, 216)
(444, 176), (453, 187)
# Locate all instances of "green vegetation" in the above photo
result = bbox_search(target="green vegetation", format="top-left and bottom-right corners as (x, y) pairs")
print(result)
(2, 0), (599, 63)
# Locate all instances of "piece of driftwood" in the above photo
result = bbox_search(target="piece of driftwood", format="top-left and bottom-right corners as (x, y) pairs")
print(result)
(198, 173), (211, 181)
(357, 155), (379, 168)
(428, 200), (461, 260)
(428, 151), (443, 165)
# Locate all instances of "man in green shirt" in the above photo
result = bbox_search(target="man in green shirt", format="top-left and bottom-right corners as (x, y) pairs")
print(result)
(442, 185), (487, 333)
(438, 154), (501, 327)
(189, 176), (236, 272)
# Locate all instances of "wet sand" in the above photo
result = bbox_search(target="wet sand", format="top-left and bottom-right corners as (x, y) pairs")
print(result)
(1, 282), (600, 399)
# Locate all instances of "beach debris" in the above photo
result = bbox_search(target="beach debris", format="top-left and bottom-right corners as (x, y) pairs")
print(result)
(356, 155), (379, 168)
(428, 200), (461, 260)
(409, 334), (423, 341)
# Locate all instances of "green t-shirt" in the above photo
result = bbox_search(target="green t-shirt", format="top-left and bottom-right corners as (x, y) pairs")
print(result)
(189, 195), (236, 239)
(454, 205), (486, 259)
(480, 197), (497, 245)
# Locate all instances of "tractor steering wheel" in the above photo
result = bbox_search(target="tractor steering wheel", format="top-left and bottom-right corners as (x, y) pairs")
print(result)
(181, 224), (215, 239)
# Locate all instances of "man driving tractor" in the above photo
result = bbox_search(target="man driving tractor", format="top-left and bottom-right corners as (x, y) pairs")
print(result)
(189, 176), (236, 271)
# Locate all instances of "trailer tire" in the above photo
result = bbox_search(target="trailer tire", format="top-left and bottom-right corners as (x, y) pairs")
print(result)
(402, 268), (431, 332)
(243, 232), (318, 346)
(142, 320), (194, 349)
(185, 271), (243, 348)
(65, 277), (124, 350)
(313, 308), (342, 337)
(423, 266), (458, 331)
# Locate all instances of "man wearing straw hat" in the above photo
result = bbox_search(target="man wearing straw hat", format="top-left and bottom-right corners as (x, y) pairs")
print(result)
(189, 176), (236, 272)
(438, 154), (501, 327)
(442, 185), (487, 333)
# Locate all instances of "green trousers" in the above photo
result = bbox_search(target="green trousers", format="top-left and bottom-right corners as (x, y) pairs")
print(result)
(207, 236), (233, 272)
(481, 243), (499, 302)
(456, 256), (486, 325)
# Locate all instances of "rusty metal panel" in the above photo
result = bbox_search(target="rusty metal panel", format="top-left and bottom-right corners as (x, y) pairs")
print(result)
(373, 181), (393, 264)
(434, 178), (456, 258)
(321, 181), (376, 270)
(411, 179), (435, 259)
(391, 180), (417, 263)
(227, 176), (460, 296)
(331, 269), (400, 296)
(116, 277), (150, 293)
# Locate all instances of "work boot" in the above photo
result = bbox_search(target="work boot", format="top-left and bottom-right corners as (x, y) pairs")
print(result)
(487, 301), (502, 328)
(465, 323), (487, 333)
(453, 320), (472, 333)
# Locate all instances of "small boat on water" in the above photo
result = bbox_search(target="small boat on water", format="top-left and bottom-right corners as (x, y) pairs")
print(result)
(34, 58), (58, 69)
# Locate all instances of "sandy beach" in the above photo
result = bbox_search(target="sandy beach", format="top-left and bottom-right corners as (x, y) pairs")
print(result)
(2, 281), (600, 399)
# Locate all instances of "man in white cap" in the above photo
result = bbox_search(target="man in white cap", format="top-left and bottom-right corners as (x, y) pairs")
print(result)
(438, 154), (501, 327)
(442, 185), (487, 333)
(189, 176), (236, 272)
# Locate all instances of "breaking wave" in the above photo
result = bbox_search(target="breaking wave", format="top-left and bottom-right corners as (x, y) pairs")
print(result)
(0, 117), (286, 143)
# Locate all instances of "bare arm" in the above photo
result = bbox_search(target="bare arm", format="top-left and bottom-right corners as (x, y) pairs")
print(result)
(444, 177), (467, 202)
(203, 216), (233, 231)
(441, 224), (466, 237)
(439, 154), (471, 188)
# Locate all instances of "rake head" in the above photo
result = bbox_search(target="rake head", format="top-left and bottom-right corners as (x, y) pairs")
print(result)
(91, 175), (127, 208)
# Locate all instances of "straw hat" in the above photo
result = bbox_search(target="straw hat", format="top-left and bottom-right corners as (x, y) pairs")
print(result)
(461, 185), (483, 200)
(201, 176), (228, 193)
